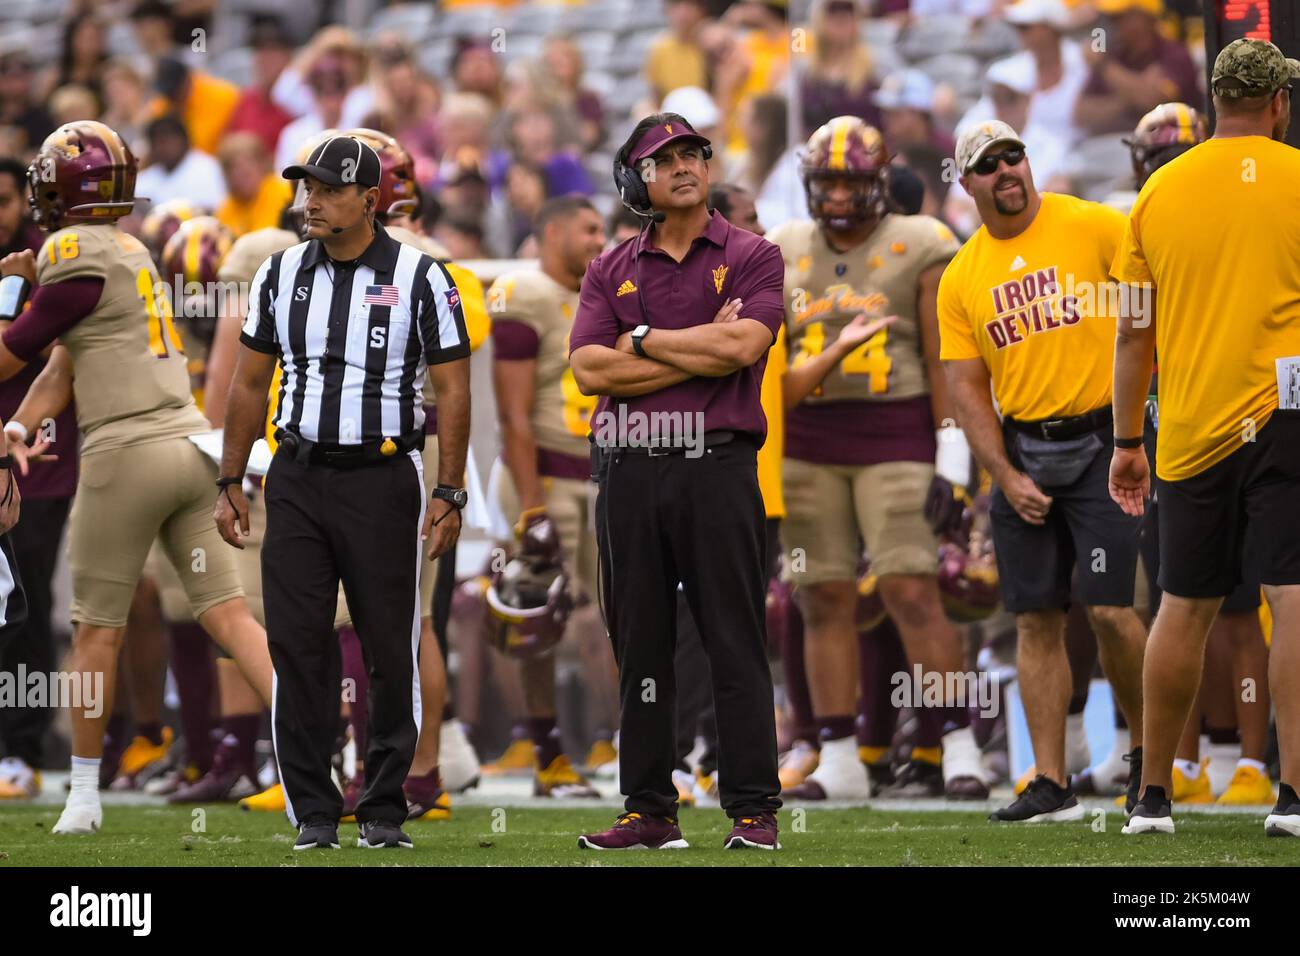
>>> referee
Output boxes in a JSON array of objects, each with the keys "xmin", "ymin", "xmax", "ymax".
[
  {"xmin": 215, "ymin": 136, "xmax": 472, "ymax": 850},
  {"xmin": 570, "ymin": 113, "xmax": 784, "ymax": 851}
]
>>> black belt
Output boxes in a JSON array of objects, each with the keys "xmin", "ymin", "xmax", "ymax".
[
  {"xmin": 1003, "ymin": 406, "xmax": 1112, "ymax": 442},
  {"xmin": 603, "ymin": 429, "xmax": 746, "ymax": 457},
  {"xmin": 275, "ymin": 428, "xmax": 425, "ymax": 469}
]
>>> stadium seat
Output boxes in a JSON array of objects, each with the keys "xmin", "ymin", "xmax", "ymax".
[
  {"xmin": 505, "ymin": 3, "xmax": 566, "ymax": 38},
  {"xmin": 369, "ymin": 2, "xmax": 436, "ymax": 40},
  {"xmin": 915, "ymin": 53, "xmax": 984, "ymax": 100},
  {"xmin": 210, "ymin": 46, "xmax": 255, "ymax": 87},
  {"xmin": 897, "ymin": 15, "xmax": 972, "ymax": 62},
  {"xmin": 962, "ymin": 16, "xmax": 1022, "ymax": 61},
  {"xmin": 1064, "ymin": 134, "xmax": 1133, "ymax": 202}
]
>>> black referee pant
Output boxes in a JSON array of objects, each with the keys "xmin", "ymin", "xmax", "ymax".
[
  {"xmin": 262, "ymin": 448, "xmax": 425, "ymax": 828},
  {"xmin": 595, "ymin": 436, "xmax": 781, "ymax": 819}
]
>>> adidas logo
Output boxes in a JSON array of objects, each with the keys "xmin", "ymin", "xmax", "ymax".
[
  {"xmin": 616, "ymin": 279, "xmax": 637, "ymax": 297},
  {"xmin": 1009, "ymin": 255, "xmax": 1026, "ymax": 271}
]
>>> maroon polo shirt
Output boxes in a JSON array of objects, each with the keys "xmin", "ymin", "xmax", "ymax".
[{"xmin": 568, "ymin": 211, "xmax": 784, "ymax": 445}]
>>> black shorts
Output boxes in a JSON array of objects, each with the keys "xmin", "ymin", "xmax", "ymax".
[
  {"xmin": 1155, "ymin": 409, "xmax": 1300, "ymax": 598},
  {"xmin": 991, "ymin": 425, "xmax": 1141, "ymax": 614}
]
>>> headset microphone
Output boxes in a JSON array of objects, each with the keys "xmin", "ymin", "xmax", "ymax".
[{"xmin": 651, "ymin": 211, "xmax": 666, "ymax": 222}]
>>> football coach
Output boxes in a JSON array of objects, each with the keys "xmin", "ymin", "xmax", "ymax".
[
  {"xmin": 214, "ymin": 136, "xmax": 471, "ymax": 850},
  {"xmin": 570, "ymin": 113, "xmax": 784, "ymax": 851}
]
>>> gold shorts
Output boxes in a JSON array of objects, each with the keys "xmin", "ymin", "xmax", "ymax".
[
  {"xmin": 494, "ymin": 460, "xmax": 599, "ymax": 603},
  {"xmin": 69, "ymin": 437, "xmax": 244, "ymax": 628},
  {"xmin": 781, "ymin": 458, "xmax": 937, "ymax": 585}
]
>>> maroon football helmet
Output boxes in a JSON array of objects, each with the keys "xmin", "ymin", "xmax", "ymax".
[
  {"xmin": 27, "ymin": 121, "xmax": 138, "ymax": 231},
  {"xmin": 937, "ymin": 537, "xmax": 1000, "ymax": 623},
  {"xmin": 800, "ymin": 115, "xmax": 890, "ymax": 231},
  {"xmin": 343, "ymin": 128, "xmax": 419, "ymax": 219},
  {"xmin": 160, "ymin": 216, "xmax": 234, "ymax": 286},
  {"xmin": 141, "ymin": 198, "xmax": 204, "ymax": 265},
  {"xmin": 1125, "ymin": 102, "xmax": 1207, "ymax": 188},
  {"xmin": 485, "ymin": 516, "xmax": 573, "ymax": 659}
]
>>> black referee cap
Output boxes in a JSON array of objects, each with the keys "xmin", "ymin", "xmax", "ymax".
[{"xmin": 283, "ymin": 135, "xmax": 382, "ymax": 188}]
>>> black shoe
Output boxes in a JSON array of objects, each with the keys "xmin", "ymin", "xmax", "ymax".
[
  {"xmin": 868, "ymin": 761, "xmax": 896, "ymax": 797},
  {"xmin": 989, "ymin": 774, "xmax": 1084, "ymax": 823},
  {"xmin": 294, "ymin": 820, "xmax": 340, "ymax": 850},
  {"xmin": 1265, "ymin": 783, "xmax": 1300, "ymax": 837},
  {"xmin": 1122, "ymin": 747, "xmax": 1143, "ymax": 813},
  {"xmin": 357, "ymin": 820, "xmax": 414, "ymax": 849},
  {"xmin": 880, "ymin": 760, "xmax": 942, "ymax": 798},
  {"xmin": 1121, "ymin": 785, "xmax": 1174, "ymax": 834}
]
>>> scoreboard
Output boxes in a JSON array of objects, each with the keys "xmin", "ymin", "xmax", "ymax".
[{"xmin": 1203, "ymin": 0, "xmax": 1300, "ymax": 146}]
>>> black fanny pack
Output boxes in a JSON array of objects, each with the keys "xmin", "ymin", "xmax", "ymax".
[{"xmin": 1003, "ymin": 408, "xmax": 1111, "ymax": 488}]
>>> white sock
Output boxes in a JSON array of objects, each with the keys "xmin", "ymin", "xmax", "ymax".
[
  {"xmin": 1173, "ymin": 758, "xmax": 1200, "ymax": 779},
  {"xmin": 69, "ymin": 756, "xmax": 101, "ymax": 796},
  {"xmin": 1237, "ymin": 758, "xmax": 1266, "ymax": 773},
  {"xmin": 819, "ymin": 735, "xmax": 857, "ymax": 764}
]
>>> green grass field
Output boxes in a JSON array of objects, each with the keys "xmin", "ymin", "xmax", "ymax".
[{"xmin": 0, "ymin": 804, "xmax": 1295, "ymax": 866}]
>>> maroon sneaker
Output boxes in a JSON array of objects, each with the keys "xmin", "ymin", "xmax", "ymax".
[
  {"xmin": 724, "ymin": 812, "xmax": 780, "ymax": 850},
  {"xmin": 167, "ymin": 744, "xmax": 257, "ymax": 804},
  {"xmin": 577, "ymin": 812, "xmax": 689, "ymax": 850}
]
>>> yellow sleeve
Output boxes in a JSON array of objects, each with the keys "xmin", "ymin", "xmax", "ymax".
[
  {"xmin": 1109, "ymin": 198, "xmax": 1153, "ymax": 286},
  {"xmin": 936, "ymin": 259, "xmax": 980, "ymax": 362},
  {"xmin": 445, "ymin": 262, "xmax": 490, "ymax": 353}
]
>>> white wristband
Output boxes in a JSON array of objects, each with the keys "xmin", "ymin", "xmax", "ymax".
[
  {"xmin": 4, "ymin": 421, "xmax": 28, "ymax": 445},
  {"xmin": 935, "ymin": 426, "xmax": 972, "ymax": 487}
]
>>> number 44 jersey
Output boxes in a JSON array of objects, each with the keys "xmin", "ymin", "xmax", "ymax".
[{"xmin": 36, "ymin": 223, "xmax": 209, "ymax": 455}]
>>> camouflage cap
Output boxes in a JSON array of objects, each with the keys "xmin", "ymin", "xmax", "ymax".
[
  {"xmin": 955, "ymin": 120, "xmax": 1026, "ymax": 174},
  {"xmin": 1211, "ymin": 38, "xmax": 1300, "ymax": 99}
]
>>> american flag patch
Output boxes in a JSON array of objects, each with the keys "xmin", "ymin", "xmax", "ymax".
[
  {"xmin": 444, "ymin": 287, "xmax": 461, "ymax": 310},
  {"xmin": 363, "ymin": 285, "xmax": 400, "ymax": 307}
]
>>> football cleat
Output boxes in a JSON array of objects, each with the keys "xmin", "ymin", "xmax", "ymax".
[
  {"xmin": 673, "ymin": 769, "xmax": 696, "ymax": 808},
  {"xmin": 880, "ymin": 759, "xmax": 944, "ymax": 798},
  {"xmin": 52, "ymin": 794, "xmax": 102, "ymax": 835},
  {"xmin": 783, "ymin": 741, "xmax": 871, "ymax": 801},
  {"xmin": 1217, "ymin": 765, "xmax": 1275, "ymax": 806},
  {"xmin": 0, "ymin": 757, "xmax": 40, "ymax": 799},
  {"xmin": 239, "ymin": 783, "xmax": 287, "ymax": 812},
  {"xmin": 167, "ymin": 766, "xmax": 257, "ymax": 804},
  {"xmin": 1122, "ymin": 786, "xmax": 1175, "ymax": 835},
  {"xmin": 142, "ymin": 762, "xmax": 201, "ymax": 797},
  {"xmin": 990, "ymin": 775, "xmax": 1084, "ymax": 823},
  {"xmin": 692, "ymin": 769, "xmax": 720, "ymax": 807},
  {"xmin": 483, "ymin": 738, "xmax": 537, "ymax": 775},
  {"xmin": 117, "ymin": 727, "xmax": 174, "ymax": 782},
  {"xmin": 404, "ymin": 770, "xmax": 451, "ymax": 821},
  {"xmin": 941, "ymin": 726, "xmax": 990, "ymax": 800},
  {"xmin": 577, "ymin": 812, "xmax": 688, "ymax": 850},
  {"xmin": 777, "ymin": 740, "xmax": 819, "ymax": 790},
  {"xmin": 534, "ymin": 755, "xmax": 601, "ymax": 798},
  {"xmin": 1172, "ymin": 758, "xmax": 1213, "ymax": 804},
  {"xmin": 438, "ymin": 719, "xmax": 481, "ymax": 792},
  {"xmin": 1265, "ymin": 784, "xmax": 1300, "ymax": 837},
  {"xmin": 1073, "ymin": 740, "xmax": 1131, "ymax": 796},
  {"xmin": 584, "ymin": 738, "xmax": 618, "ymax": 777},
  {"xmin": 724, "ymin": 812, "xmax": 780, "ymax": 850},
  {"xmin": 407, "ymin": 789, "xmax": 451, "ymax": 821}
]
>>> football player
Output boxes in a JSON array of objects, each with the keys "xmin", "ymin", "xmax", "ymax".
[
  {"xmin": 485, "ymin": 195, "xmax": 618, "ymax": 799},
  {"xmin": 0, "ymin": 121, "xmax": 274, "ymax": 835},
  {"xmin": 768, "ymin": 116, "xmax": 988, "ymax": 800}
]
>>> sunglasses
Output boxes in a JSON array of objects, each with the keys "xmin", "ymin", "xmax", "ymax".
[{"xmin": 970, "ymin": 146, "xmax": 1025, "ymax": 177}]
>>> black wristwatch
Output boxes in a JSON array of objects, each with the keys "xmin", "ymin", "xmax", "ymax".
[
  {"xmin": 215, "ymin": 476, "xmax": 244, "ymax": 488},
  {"xmin": 0, "ymin": 455, "xmax": 12, "ymax": 471},
  {"xmin": 432, "ymin": 485, "xmax": 468, "ymax": 509},
  {"xmin": 631, "ymin": 324, "xmax": 651, "ymax": 357},
  {"xmin": 1113, "ymin": 435, "xmax": 1144, "ymax": 449}
]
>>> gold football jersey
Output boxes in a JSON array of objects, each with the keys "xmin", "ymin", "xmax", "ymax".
[
  {"xmin": 767, "ymin": 214, "xmax": 959, "ymax": 403},
  {"xmin": 36, "ymin": 223, "xmax": 208, "ymax": 455},
  {"xmin": 487, "ymin": 269, "xmax": 593, "ymax": 460}
]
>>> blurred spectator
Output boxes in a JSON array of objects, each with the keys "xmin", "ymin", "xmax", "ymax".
[
  {"xmin": 0, "ymin": 157, "xmax": 42, "ymax": 256},
  {"xmin": 148, "ymin": 56, "xmax": 240, "ymax": 156},
  {"xmin": 956, "ymin": 0, "xmax": 1087, "ymax": 146},
  {"xmin": 100, "ymin": 59, "xmax": 151, "ymax": 155},
  {"xmin": 452, "ymin": 40, "xmax": 504, "ymax": 107},
  {"xmin": 432, "ymin": 93, "xmax": 495, "ymax": 190},
  {"xmin": 486, "ymin": 162, "xmax": 550, "ymax": 258},
  {"xmin": 708, "ymin": 182, "xmax": 764, "ymax": 233},
  {"xmin": 275, "ymin": 45, "xmax": 369, "ymax": 174},
  {"xmin": 895, "ymin": 142, "xmax": 951, "ymax": 220},
  {"xmin": 136, "ymin": 113, "xmax": 225, "ymax": 209},
  {"xmin": 438, "ymin": 148, "xmax": 491, "ymax": 223},
  {"xmin": 646, "ymin": 0, "xmax": 711, "ymax": 101},
  {"xmin": 607, "ymin": 204, "xmax": 644, "ymax": 246},
  {"xmin": 130, "ymin": 1, "xmax": 179, "ymax": 59},
  {"xmin": 224, "ymin": 15, "xmax": 296, "ymax": 155},
  {"xmin": 49, "ymin": 15, "xmax": 108, "ymax": 109},
  {"xmin": 0, "ymin": 47, "xmax": 55, "ymax": 158},
  {"xmin": 800, "ymin": 0, "xmax": 882, "ymax": 137},
  {"xmin": 735, "ymin": 93, "xmax": 807, "ymax": 231},
  {"xmin": 363, "ymin": 34, "xmax": 442, "ymax": 176},
  {"xmin": 433, "ymin": 213, "xmax": 487, "ymax": 260},
  {"xmin": 541, "ymin": 37, "xmax": 605, "ymax": 155},
  {"xmin": 662, "ymin": 85, "xmax": 724, "ymax": 178},
  {"xmin": 875, "ymin": 69, "xmax": 955, "ymax": 157},
  {"xmin": 492, "ymin": 111, "xmax": 593, "ymax": 199},
  {"xmin": 1074, "ymin": 0, "xmax": 1199, "ymax": 135},
  {"xmin": 49, "ymin": 84, "xmax": 100, "ymax": 126},
  {"xmin": 215, "ymin": 132, "xmax": 293, "ymax": 237},
  {"xmin": 713, "ymin": 0, "xmax": 792, "ymax": 155},
  {"xmin": 271, "ymin": 27, "xmax": 374, "ymax": 130}
]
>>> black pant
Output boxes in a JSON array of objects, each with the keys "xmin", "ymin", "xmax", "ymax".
[
  {"xmin": 262, "ymin": 450, "xmax": 424, "ymax": 828},
  {"xmin": 596, "ymin": 438, "xmax": 780, "ymax": 819},
  {"xmin": 0, "ymin": 496, "xmax": 69, "ymax": 768}
]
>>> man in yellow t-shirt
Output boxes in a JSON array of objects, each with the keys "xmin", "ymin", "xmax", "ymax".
[
  {"xmin": 938, "ymin": 121, "xmax": 1148, "ymax": 823},
  {"xmin": 1109, "ymin": 39, "xmax": 1300, "ymax": 837}
]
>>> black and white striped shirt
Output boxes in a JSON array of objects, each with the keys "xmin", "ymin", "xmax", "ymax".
[{"xmin": 240, "ymin": 224, "xmax": 469, "ymax": 444}]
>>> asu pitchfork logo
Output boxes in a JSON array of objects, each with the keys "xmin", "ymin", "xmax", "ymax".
[{"xmin": 712, "ymin": 264, "xmax": 728, "ymax": 294}]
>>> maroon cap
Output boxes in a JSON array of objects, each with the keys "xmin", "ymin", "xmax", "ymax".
[{"xmin": 630, "ymin": 120, "xmax": 711, "ymax": 164}]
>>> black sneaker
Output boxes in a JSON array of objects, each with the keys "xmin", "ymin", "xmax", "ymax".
[
  {"xmin": 1265, "ymin": 783, "xmax": 1300, "ymax": 837},
  {"xmin": 1122, "ymin": 747, "xmax": 1143, "ymax": 813},
  {"xmin": 989, "ymin": 774, "xmax": 1084, "ymax": 823},
  {"xmin": 1121, "ymin": 785, "xmax": 1174, "ymax": 834},
  {"xmin": 880, "ymin": 760, "xmax": 943, "ymax": 798},
  {"xmin": 294, "ymin": 820, "xmax": 340, "ymax": 850},
  {"xmin": 357, "ymin": 820, "xmax": 414, "ymax": 849}
]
